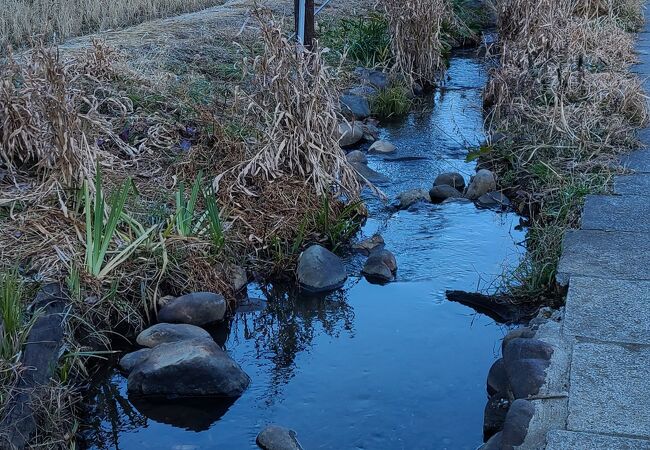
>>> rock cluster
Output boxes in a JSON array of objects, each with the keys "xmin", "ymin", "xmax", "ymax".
[
  {"xmin": 480, "ymin": 325, "xmax": 555, "ymax": 449},
  {"xmin": 120, "ymin": 291, "xmax": 250, "ymax": 400}
]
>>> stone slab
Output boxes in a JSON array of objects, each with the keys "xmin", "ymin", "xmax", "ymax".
[
  {"xmin": 567, "ymin": 342, "xmax": 650, "ymax": 438},
  {"xmin": 614, "ymin": 175, "xmax": 650, "ymax": 196},
  {"xmin": 621, "ymin": 149, "xmax": 650, "ymax": 173},
  {"xmin": 581, "ymin": 195, "xmax": 650, "ymax": 232},
  {"xmin": 564, "ymin": 277, "xmax": 650, "ymax": 344},
  {"xmin": 556, "ymin": 230, "xmax": 650, "ymax": 285},
  {"xmin": 546, "ymin": 430, "xmax": 650, "ymax": 450}
]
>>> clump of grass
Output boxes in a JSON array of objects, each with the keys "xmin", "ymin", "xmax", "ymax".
[
  {"xmin": 371, "ymin": 83, "xmax": 413, "ymax": 119},
  {"xmin": 320, "ymin": 13, "xmax": 391, "ymax": 67},
  {"xmin": 0, "ymin": 268, "xmax": 25, "ymax": 362}
]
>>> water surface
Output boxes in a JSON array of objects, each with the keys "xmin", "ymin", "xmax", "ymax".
[{"xmin": 81, "ymin": 50, "xmax": 526, "ymax": 450}]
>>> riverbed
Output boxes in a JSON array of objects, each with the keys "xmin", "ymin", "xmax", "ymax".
[{"xmin": 80, "ymin": 50, "xmax": 526, "ymax": 450}]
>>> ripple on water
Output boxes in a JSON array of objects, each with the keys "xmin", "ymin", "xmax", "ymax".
[{"xmin": 80, "ymin": 52, "xmax": 525, "ymax": 450}]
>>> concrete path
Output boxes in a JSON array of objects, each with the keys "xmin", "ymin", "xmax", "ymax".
[{"xmin": 538, "ymin": 14, "xmax": 650, "ymax": 449}]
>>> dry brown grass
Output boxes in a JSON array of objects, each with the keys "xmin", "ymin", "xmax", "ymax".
[
  {"xmin": 0, "ymin": 0, "xmax": 226, "ymax": 52},
  {"xmin": 215, "ymin": 9, "xmax": 360, "ymax": 200},
  {"xmin": 382, "ymin": 0, "xmax": 453, "ymax": 85},
  {"xmin": 484, "ymin": 0, "xmax": 648, "ymax": 299}
]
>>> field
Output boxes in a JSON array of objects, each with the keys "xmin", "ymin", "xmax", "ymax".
[{"xmin": 0, "ymin": 0, "xmax": 225, "ymax": 50}]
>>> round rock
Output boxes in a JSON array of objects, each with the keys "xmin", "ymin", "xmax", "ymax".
[
  {"xmin": 340, "ymin": 94, "xmax": 370, "ymax": 120},
  {"xmin": 256, "ymin": 425, "xmax": 303, "ymax": 450},
  {"xmin": 396, "ymin": 189, "xmax": 430, "ymax": 209},
  {"xmin": 501, "ymin": 399, "xmax": 535, "ymax": 447},
  {"xmin": 136, "ymin": 323, "xmax": 212, "ymax": 348},
  {"xmin": 368, "ymin": 248, "xmax": 397, "ymax": 273},
  {"xmin": 158, "ymin": 292, "xmax": 227, "ymax": 326},
  {"xmin": 430, "ymin": 184, "xmax": 463, "ymax": 203},
  {"xmin": 127, "ymin": 338, "xmax": 250, "ymax": 398},
  {"xmin": 369, "ymin": 140, "xmax": 397, "ymax": 154},
  {"xmin": 338, "ymin": 122, "xmax": 364, "ymax": 147},
  {"xmin": 346, "ymin": 150, "xmax": 368, "ymax": 164},
  {"xmin": 353, "ymin": 234, "xmax": 385, "ymax": 255},
  {"xmin": 119, "ymin": 348, "xmax": 152, "ymax": 374},
  {"xmin": 297, "ymin": 245, "xmax": 347, "ymax": 293},
  {"xmin": 487, "ymin": 358, "xmax": 509, "ymax": 396},
  {"xmin": 476, "ymin": 191, "xmax": 511, "ymax": 210},
  {"xmin": 434, "ymin": 172, "xmax": 466, "ymax": 192},
  {"xmin": 465, "ymin": 169, "xmax": 497, "ymax": 200}
]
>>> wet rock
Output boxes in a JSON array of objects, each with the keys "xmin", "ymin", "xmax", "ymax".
[
  {"xmin": 340, "ymin": 94, "xmax": 370, "ymax": 120},
  {"xmin": 361, "ymin": 123, "xmax": 380, "ymax": 142},
  {"xmin": 353, "ymin": 234, "xmax": 385, "ymax": 255},
  {"xmin": 355, "ymin": 68, "xmax": 390, "ymax": 90},
  {"xmin": 362, "ymin": 261, "xmax": 394, "ymax": 282},
  {"xmin": 505, "ymin": 357, "xmax": 551, "ymax": 399},
  {"xmin": 346, "ymin": 150, "xmax": 368, "ymax": 164},
  {"xmin": 230, "ymin": 265, "xmax": 248, "ymax": 292},
  {"xmin": 465, "ymin": 169, "xmax": 497, "ymax": 200},
  {"xmin": 484, "ymin": 391, "xmax": 510, "ymax": 441},
  {"xmin": 503, "ymin": 337, "xmax": 553, "ymax": 398},
  {"xmin": 338, "ymin": 122, "xmax": 364, "ymax": 147},
  {"xmin": 346, "ymin": 85, "xmax": 378, "ymax": 98},
  {"xmin": 369, "ymin": 140, "xmax": 396, "ymax": 154},
  {"xmin": 297, "ymin": 245, "xmax": 347, "ymax": 293},
  {"xmin": 481, "ymin": 431, "xmax": 502, "ymax": 450},
  {"xmin": 369, "ymin": 249, "xmax": 397, "ymax": 272},
  {"xmin": 350, "ymin": 161, "xmax": 390, "ymax": 185},
  {"xmin": 442, "ymin": 197, "xmax": 472, "ymax": 204},
  {"xmin": 119, "ymin": 348, "xmax": 152, "ymax": 374},
  {"xmin": 136, "ymin": 323, "xmax": 212, "ymax": 348},
  {"xmin": 396, "ymin": 189, "xmax": 430, "ymax": 209},
  {"xmin": 501, "ymin": 327, "xmax": 536, "ymax": 353},
  {"xmin": 501, "ymin": 399, "xmax": 535, "ymax": 448},
  {"xmin": 256, "ymin": 425, "xmax": 304, "ymax": 450},
  {"xmin": 429, "ymin": 184, "xmax": 463, "ymax": 203},
  {"xmin": 434, "ymin": 172, "xmax": 466, "ymax": 192},
  {"xmin": 503, "ymin": 337, "xmax": 554, "ymax": 362},
  {"xmin": 476, "ymin": 191, "xmax": 511, "ymax": 210},
  {"xmin": 158, "ymin": 292, "xmax": 227, "ymax": 326},
  {"xmin": 487, "ymin": 358, "xmax": 509, "ymax": 396},
  {"xmin": 127, "ymin": 338, "xmax": 250, "ymax": 398}
]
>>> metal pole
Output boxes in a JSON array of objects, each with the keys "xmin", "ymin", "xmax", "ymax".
[{"xmin": 295, "ymin": 0, "xmax": 315, "ymax": 49}]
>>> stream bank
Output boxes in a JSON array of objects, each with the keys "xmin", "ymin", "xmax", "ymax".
[{"xmin": 79, "ymin": 49, "xmax": 528, "ymax": 450}]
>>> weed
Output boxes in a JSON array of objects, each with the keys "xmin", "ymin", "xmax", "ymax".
[
  {"xmin": 371, "ymin": 83, "xmax": 413, "ymax": 119},
  {"xmin": 321, "ymin": 14, "xmax": 391, "ymax": 67},
  {"xmin": 0, "ymin": 268, "xmax": 24, "ymax": 361}
]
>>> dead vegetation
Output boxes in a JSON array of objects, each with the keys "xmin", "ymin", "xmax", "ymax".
[
  {"xmin": 483, "ymin": 0, "xmax": 647, "ymax": 300},
  {"xmin": 0, "ymin": 0, "xmax": 226, "ymax": 52},
  {"xmin": 1, "ymin": 4, "xmax": 370, "ymax": 445}
]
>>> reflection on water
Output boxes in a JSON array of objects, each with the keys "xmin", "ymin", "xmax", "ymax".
[{"xmin": 81, "ymin": 51, "xmax": 527, "ymax": 450}]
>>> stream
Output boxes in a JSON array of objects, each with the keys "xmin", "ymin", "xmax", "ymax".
[{"xmin": 80, "ymin": 50, "xmax": 527, "ymax": 450}]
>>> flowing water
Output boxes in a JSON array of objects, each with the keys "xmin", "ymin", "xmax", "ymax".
[{"xmin": 81, "ymin": 50, "xmax": 526, "ymax": 450}]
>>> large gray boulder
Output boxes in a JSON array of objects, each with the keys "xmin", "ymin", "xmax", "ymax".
[
  {"xmin": 338, "ymin": 122, "xmax": 364, "ymax": 147},
  {"xmin": 396, "ymin": 189, "xmax": 430, "ymax": 209},
  {"xmin": 297, "ymin": 245, "xmax": 347, "ymax": 293},
  {"xmin": 465, "ymin": 169, "xmax": 497, "ymax": 200},
  {"xmin": 355, "ymin": 68, "xmax": 390, "ymax": 90},
  {"xmin": 430, "ymin": 185, "xmax": 463, "ymax": 203},
  {"xmin": 127, "ymin": 339, "xmax": 250, "ymax": 398},
  {"xmin": 340, "ymin": 94, "xmax": 370, "ymax": 120},
  {"xmin": 136, "ymin": 323, "xmax": 212, "ymax": 348},
  {"xmin": 503, "ymin": 338, "xmax": 553, "ymax": 399},
  {"xmin": 158, "ymin": 292, "xmax": 227, "ymax": 326},
  {"xmin": 256, "ymin": 425, "xmax": 304, "ymax": 450},
  {"xmin": 501, "ymin": 399, "xmax": 535, "ymax": 448},
  {"xmin": 434, "ymin": 172, "xmax": 466, "ymax": 192}
]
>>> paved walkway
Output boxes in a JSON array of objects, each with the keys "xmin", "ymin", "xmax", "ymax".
[{"xmin": 540, "ymin": 14, "xmax": 650, "ymax": 449}]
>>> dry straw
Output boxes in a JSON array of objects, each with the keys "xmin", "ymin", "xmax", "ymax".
[
  {"xmin": 382, "ymin": 0, "xmax": 453, "ymax": 85},
  {"xmin": 214, "ymin": 9, "xmax": 360, "ymax": 200}
]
